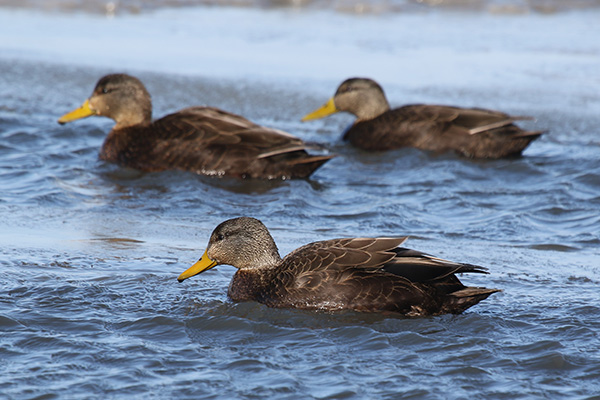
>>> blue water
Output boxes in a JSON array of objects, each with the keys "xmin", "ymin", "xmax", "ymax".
[{"xmin": 1, "ymin": 3, "xmax": 600, "ymax": 399}]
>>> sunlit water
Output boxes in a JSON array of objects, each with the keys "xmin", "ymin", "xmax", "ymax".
[{"xmin": 1, "ymin": 2, "xmax": 599, "ymax": 399}]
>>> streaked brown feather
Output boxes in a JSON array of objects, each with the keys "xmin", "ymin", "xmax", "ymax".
[
  {"xmin": 102, "ymin": 106, "xmax": 333, "ymax": 179},
  {"xmin": 346, "ymin": 104, "xmax": 543, "ymax": 158}
]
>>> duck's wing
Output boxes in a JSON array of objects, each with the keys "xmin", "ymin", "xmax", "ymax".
[
  {"xmin": 280, "ymin": 237, "xmax": 486, "ymax": 285},
  {"xmin": 273, "ymin": 237, "xmax": 496, "ymax": 313},
  {"xmin": 272, "ymin": 237, "xmax": 409, "ymax": 310},
  {"xmin": 276, "ymin": 237, "xmax": 401, "ymax": 287},
  {"xmin": 285, "ymin": 237, "xmax": 405, "ymax": 272},
  {"xmin": 154, "ymin": 106, "xmax": 303, "ymax": 148},
  {"xmin": 382, "ymin": 247, "xmax": 487, "ymax": 282},
  {"xmin": 402, "ymin": 104, "xmax": 537, "ymax": 136},
  {"xmin": 148, "ymin": 107, "xmax": 333, "ymax": 177}
]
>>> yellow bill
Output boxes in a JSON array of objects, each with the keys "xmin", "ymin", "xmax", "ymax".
[
  {"xmin": 58, "ymin": 99, "xmax": 96, "ymax": 125},
  {"xmin": 177, "ymin": 249, "xmax": 218, "ymax": 282},
  {"xmin": 301, "ymin": 97, "xmax": 338, "ymax": 121}
]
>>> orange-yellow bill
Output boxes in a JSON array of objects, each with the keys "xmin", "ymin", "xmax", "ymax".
[
  {"xmin": 177, "ymin": 249, "xmax": 218, "ymax": 282},
  {"xmin": 58, "ymin": 99, "xmax": 96, "ymax": 125},
  {"xmin": 301, "ymin": 97, "xmax": 339, "ymax": 122}
]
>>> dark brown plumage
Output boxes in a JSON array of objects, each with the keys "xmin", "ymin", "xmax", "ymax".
[
  {"xmin": 302, "ymin": 77, "xmax": 544, "ymax": 158},
  {"xmin": 58, "ymin": 74, "xmax": 333, "ymax": 179},
  {"xmin": 177, "ymin": 217, "xmax": 499, "ymax": 316}
]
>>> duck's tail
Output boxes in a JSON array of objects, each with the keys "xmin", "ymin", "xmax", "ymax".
[
  {"xmin": 512, "ymin": 129, "xmax": 546, "ymax": 139},
  {"xmin": 288, "ymin": 154, "xmax": 336, "ymax": 178},
  {"xmin": 443, "ymin": 287, "xmax": 501, "ymax": 314}
]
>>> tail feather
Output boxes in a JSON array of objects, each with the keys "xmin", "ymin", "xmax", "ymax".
[
  {"xmin": 287, "ymin": 154, "xmax": 336, "ymax": 166},
  {"xmin": 287, "ymin": 155, "xmax": 335, "ymax": 178},
  {"xmin": 512, "ymin": 130, "xmax": 546, "ymax": 139},
  {"xmin": 443, "ymin": 287, "xmax": 501, "ymax": 314}
]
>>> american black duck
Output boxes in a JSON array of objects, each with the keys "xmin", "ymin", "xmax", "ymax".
[
  {"xmin": 177, "ymin": 217, "xmax": 499, "ymax": 316},
  {"xmin": 302, "ymin": 77, "xmax": 543, "ymax": 158},
  {"xmin": 58, "ymin": 74, "xmax": 333, "ymax": 179}
]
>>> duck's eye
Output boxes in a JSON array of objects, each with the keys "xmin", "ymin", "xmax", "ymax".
[
  {"xmin": 101, "ymin": 87, "xmax": 112, "ymax": 94},
  {"xmin": 216, "ymin": 234, "xmax": 224, "ymax": 241}
]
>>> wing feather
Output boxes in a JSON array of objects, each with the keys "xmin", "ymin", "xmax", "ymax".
[{"xmin": 125, "ymin": 106, "xmax": 332, "ymax": 178}]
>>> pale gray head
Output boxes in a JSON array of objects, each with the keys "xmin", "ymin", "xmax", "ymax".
[
  {"xmin": 90, "ymin": 74, "xmax": 152, "ymax": 129},
  {"xmin": 58, "ymin": 73, "xmax": 152, "ymax": 129},
  {"xmin": 178, "ymin": 217, "xmax": 282, "ymax": 282},
  {"xmin": 206, "ymin": 217, "xmax": 282, "ymax": 270},
  {"xmin": 333, "ymin": 78, "xmax": 391, "ymax": 121}
]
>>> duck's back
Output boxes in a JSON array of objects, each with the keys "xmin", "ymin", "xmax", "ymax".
[
  {"xmin": 100, "ymin": 107, "xmax": 333, "ymax": 178},
  {"xmin": 344, "ymin": 104, "xmax": 542, "ymax": 158}
]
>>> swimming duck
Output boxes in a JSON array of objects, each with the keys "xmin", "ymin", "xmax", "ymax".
[
  {"xmin": 58, "ymin": 74, "xmax": 333, "ymax": 179},
  {"xmin": 178, "ymin": 217, "xmax": 499, "ymax": 316},
  {"xmin": 302, "ymin": 77, "xmax": 543, "ymax": 158}
]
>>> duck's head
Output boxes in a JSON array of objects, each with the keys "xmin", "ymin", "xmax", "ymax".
[
  {"xmin": 58, "ymin": 73, "xmax": 152, "ymax": 130},
  {"xmin": 302, "ymin": 77, "xmax": 390, "ymax": 123},
  {"xmin": 177, "ymin": 217, "xmax": 282, "ymax": 282}
]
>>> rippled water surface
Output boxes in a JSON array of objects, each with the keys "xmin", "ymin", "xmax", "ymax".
[{"xmin": 1, "ymin": 2, "xmax": 600, "ymax": 399}]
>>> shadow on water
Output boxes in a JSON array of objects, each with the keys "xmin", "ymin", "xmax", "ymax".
[{"xmin": 100, "ymin": 165, "xmax": 326, "ymax": 196}]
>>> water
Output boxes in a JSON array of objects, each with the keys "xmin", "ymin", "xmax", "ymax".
[{"xmin": 1, "ymin": 2, "xmax": 600, "ymax": 399}]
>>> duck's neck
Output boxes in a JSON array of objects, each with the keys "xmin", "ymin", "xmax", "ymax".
[
  {"xmin": 353, "ymin": 95, "xmax": 390, "ymax": 122},
  {"xmin": 112, "ymin": 109, "xmax": 152, "ymax": 130},
  {"xmin": 228, "ymin": 267, "xmax": 279, "ymax": 302},
  {"xmin": 337, "ymin": 90, "xmax": 390, "ymax": 122},
  {"xmin": 234, "ymin": 239, "xmax": 282, "ymax": 271},
  {"xmin": 99, "ymin": 125, "xmax": 149, "ymax": 163},
  {"xmin": 99, "ymin": 128, "xmax": 128, "ymax": 162}
]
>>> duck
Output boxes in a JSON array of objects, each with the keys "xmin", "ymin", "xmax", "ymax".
[
  {"xmin": 302, "ymin": 77, "xmax": 544, "ymax": 159},
  {"xmin": 177, "ymin": 217, "xmax": 499, "ymax": 316},
  {"xmin": 58, "ymin": 74, "xmax": 333, "ymax": 179}
]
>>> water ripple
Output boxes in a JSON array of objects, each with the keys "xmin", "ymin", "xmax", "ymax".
[{"xmin": 1, "ymin": 33, "xmax": 600, "ymax": 399}]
